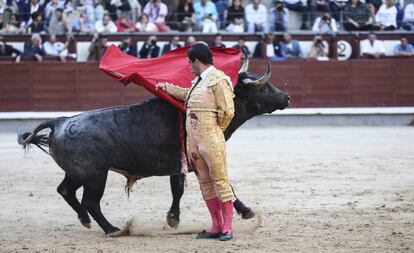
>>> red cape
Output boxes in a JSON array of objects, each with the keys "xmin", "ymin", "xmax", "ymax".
[{"xmin": 99, "ymin": 45, "xmax": 242, "ymax": 111}]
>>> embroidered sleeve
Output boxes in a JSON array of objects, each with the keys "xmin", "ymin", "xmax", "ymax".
[
  {"xmin": 212, "ymin": 80, "xmax": 235, "ymax": 131},
  {"xmin": 165, "ymin": 83, "xmax": 189, "ymax": 101}
]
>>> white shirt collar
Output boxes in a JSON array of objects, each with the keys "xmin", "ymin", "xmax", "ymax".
[{"xmin": 200, "ymin": 65, "xmax": 215, "ymax": 80}]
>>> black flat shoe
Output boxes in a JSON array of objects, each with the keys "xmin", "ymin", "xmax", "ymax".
[
  {"xmin": 219, "ymin": 231, "xmax": 233, "ymax": 241},
  {"xmin": 196, "ymin": 230, "xmax": 221, "ymax": 239}
]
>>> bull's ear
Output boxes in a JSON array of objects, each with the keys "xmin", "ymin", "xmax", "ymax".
[
  {"xmin": 238, "ymin": 55, "xmax": 249, "ymax": 73},
  {"xmin": 242, "ymin": 60, "xmax": 271, "ymax": 87}
]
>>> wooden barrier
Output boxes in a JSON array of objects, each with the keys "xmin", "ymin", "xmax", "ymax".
[{"xmin": 0, "ymin": 59, "xmax": 413, "ymax": 112}]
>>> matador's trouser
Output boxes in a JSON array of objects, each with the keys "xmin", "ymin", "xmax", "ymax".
[{"xmin": 186, "ymin": 110, "xmax": 235, "ymax": 202}]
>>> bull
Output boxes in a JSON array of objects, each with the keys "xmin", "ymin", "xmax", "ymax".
[{"xmin": 17, "ymin": 59, "xmax": 289, "ymax": 236}]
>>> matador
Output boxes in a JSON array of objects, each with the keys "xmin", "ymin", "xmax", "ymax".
[{"xmin": 157, "ymin": 43, "xmax": 235, "ymax": 241}]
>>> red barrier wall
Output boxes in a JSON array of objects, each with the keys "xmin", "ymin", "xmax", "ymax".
[{"xmin": 0, "ymin": 59, "xmax": 413, "ymax": 112}]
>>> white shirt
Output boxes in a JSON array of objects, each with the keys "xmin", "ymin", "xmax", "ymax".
[
  {"xmin": 404, "ymin": 3, "xmax": 414, "ymax": 22},
  {"xmin": 284, "ymin": 0, "xmax": 307, "ymax": 5},
  {"xmin": 94, "ymin": 20, "xmax": 118, "ymax": 33},
  {"xmin": 245, "ymin": 4, "xmax": 267, "ymax": 24},
  {"xmin": 266, "ymin": 43, "xmax": 275, "ymax": 57},
  {"xmin": 198, "ymin": 65, "xmax": 215, "ymax": 81},
  {"xmin": 360, "ymin": 39, "xmax": 386, "ymax": 55},
  {"xmin": 43, "ymin": 41, "xmax": 65, "ymax": 56},
  {"xmin": 375, "ymin": 4, "xmax": 397, "ymax": 27},
  {"xmin": 312, "ymin": 16, "xmax": 337, "ymax": 33},
  {"xmin": 135, "ymin": 22, "xmax": 158, "ymax": 32}
]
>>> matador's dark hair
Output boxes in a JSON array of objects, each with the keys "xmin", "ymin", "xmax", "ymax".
[{"xmin": 187, "ymin": 43, "xmax": 213, "ymax": 65}]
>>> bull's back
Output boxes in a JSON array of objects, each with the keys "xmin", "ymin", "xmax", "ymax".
[{"xmin": 49, "ymin": 98, "xmax": 182, "ymax": 177}]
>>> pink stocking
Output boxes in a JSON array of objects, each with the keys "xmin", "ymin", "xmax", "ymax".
[
  {"xmin": 221, "ymin": 201, "xmax": 234, "ymax": 233},
  {"xmin": 206, "ymin": 197, "xmax": 223, "ymax": 233}
]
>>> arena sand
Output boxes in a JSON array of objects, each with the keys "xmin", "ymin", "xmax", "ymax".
[{"xmin": 0, "ymin": 126, "xmax": 413, "ymax": 252}]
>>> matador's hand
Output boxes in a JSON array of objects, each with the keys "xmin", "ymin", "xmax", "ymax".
[
  {"xmin": 155, "ymin": 83, "xmax": 167, "ymax": 91},
  {"xmin": 156, "ymin": 82, "xmax": 175, "ymax": 91}
]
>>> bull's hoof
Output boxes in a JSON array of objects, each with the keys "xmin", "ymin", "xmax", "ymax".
[
  {"xmin": 78, "ymin": 215, "xmax": 91, "ymax": 229},
  {"xmin": 81, "ymin": 221, "xmax": 91, "ymax": 229},
  {"xmin": 241, "ymin": 209, "xmax": 255, "ymax": 219},
  {"xmin": 106, "ymin": 228, "xmax": 123, "ymax": 237},
  {"xmin": 166, "ymin": 211, "xmax": 180, "ymax": 228}
]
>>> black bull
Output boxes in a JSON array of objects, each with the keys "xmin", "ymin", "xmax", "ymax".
[{"xmin": 18, "ymin": 61, "xmax": 289, "ymax": 236}]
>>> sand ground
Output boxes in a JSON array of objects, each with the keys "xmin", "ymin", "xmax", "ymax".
[{"xmin": 0, "ymin": 126, "xmax": 413, "ymax": 253}]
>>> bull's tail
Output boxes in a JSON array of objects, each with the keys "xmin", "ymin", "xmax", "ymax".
[{"xmin": 17, "ymin": 119, "xmax": 58, "ymax": 155}]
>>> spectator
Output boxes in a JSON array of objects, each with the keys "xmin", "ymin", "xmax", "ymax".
[
  {"xmin": 213, "ymin": 0, "xmax": 228, "ymax": 28},
  {"xmin": 253, "ymin": 32, "xmax": 282, "ymax": 59},
  {"xmin": 402, "ymin": 2, "xmax": 414, "ymax": 31},
  {"xmin": 375, "ymin": 0, "xmax": 397, "ymax": 30},
  {"xmin": 106, "ymin": 0, "xmax": 131, "ymax": 21},
  {"xmin": 143, "ymin": 0, "xmax": 170, "ymax": 31},
  {"xmin": 87, "ymin": 33, "xmax": 108, "ymax": 61},
  {"xmin": 161, "ymin": 36, "xmax": 181, "ymax": 54},
  {"xmin": 233, "ymin": 37, "xmax": 251, "ymax": 57},
  {"xmin": 0, "ymin": 13, "xmax": 4, "ymax": 32},
  {"xmin": 5, "ymin": 13, "xmax": 25, "ymax": 34},
  {"xmin": 186, "ymin": 35, "xmax": 197, "ymax": 46},
  {"xmin": 210, "ymin": 34, "xmax": 225, "ymax": 47},
  {"xmin": 279, "ymin": 32, "xmax": 302, "ymax": 58},
  {"xmin": 360, "ymin": 32, "xmax": 385, "ymax": 58},
  {"xmin": 115, "ymin": 11, "xmax": 135, "ymax": 31},
  {"xmin": 44, "ymin": 0, "xmax": 63, "ymax": 23},
  {"xmin": 193, "ymin": 0, "xmax": 218, "ymax": 33},
  {"xmin": 77, "ymin": 0, "xmax": 105, "ymax": 23},
  {"xmin": 119, "ymin": 36, "xmax": 137, "ymax": 56},
  {"xmin": 23, "ymin": 33, "xmax": 46, "ymax": 61},
  {"xmin": 343, "ymin": 0, "xmax": 378, "ymax": 31},
  {"xmin": 176, "ymin": 0, "xmax": 196, "ymax": 32},
  {"xmin": 48, "ymin": 8, "xmax": 70, "ymax": 35},
  {"xmin": 226, "ymin": 0, "xmax": 244, "ymax": 25},
  {"xmin": 312, "ymin": 12, "xmax": 337, "ymax": 34},
  {"xmin": 129, "ymin": 0, "xmax": 142, "ymax": 23},
  {"xmin": 135, "ymin": 13, "xmax": 158, "ymax": 31},
  {"xmin": 20, "ymin": 0, "xmax": 44, "ymax": 24},
  {"xmin": 283, "ymin": 0, "xmax": 309, "ymax": 30},
  {"xmin": 72, "ymin": 12, "xmax": 94, "ymax": 33},
  {"xmin": 245, "ymin": 0, "xmax": 267, "ymax": 32},
  {"xmin": 308, "ymin": 0, "xmax": 331, "ymax": 23},
  {"xmin": 139, "ymin": 35, "xmax": 160, "ymax": 58},
  {"xmin": 26, "ymin": 12, "xmax": 46, "ymax": 34},
  {"xmin": 94, "ymin": 13, "xmax": 118, "ymax": 33},
  {"xmin": 0, "ymin": 36, "xmax": 22, "ymax": 62},
  {"xmin": 43, "ymin": 33, "xmax": 70, "ymax": 61},
  {"xmin": 0, "ymin": 1, "xmax": 5, "ymax": 15},
  {"xmin": 225, "ymin": 0, "xmax": 244, "ymax": 32},
  {"xmin": 270, "ymin": 0, "xmax": 289, "ymax": 32},
  {"xmin": 329, "ymin": 0, "xmax": 348, "ymax": 21},
  {"xmin": 308, "ymin": 35, "xmax": 329, "ymax": 60},
  {"xmin": 393, "ymin": 36, "xmax": 414, "ymax": 56}
]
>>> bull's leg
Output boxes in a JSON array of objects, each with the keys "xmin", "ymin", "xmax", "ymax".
[
  {"xmin": 57, "ymin": 174, "xmax": 91, "ymax": 228},
  {"xmin": 167, "ymin": 174, "xmax": 184, "ymax": 228},
  {"xmin": 81, "ymin": 171, "xmax": 121, "ymax": 236}
]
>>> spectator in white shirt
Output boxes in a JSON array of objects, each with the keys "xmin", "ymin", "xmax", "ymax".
[
  {"xmin": 135, "ymin": 13, "xmax": 158, "ymax": 32},
  {"xmin": 312, "ymin": 12, "xmax": 337, "ymax": 34},
  {"xmin": 245, "ymin": 0, "xmax": 268, "ymax": 32},
  {"xmin": 94, "ymin": 13, "xmax": 118, "ymax": 33},
  {"xmin": 402, "ymin": 2, "xmax": 414, "ymax": 31},
  {"xmin": 375, "ymin": 0, "xmax": 397, "ymax": 30},
  {"xmin": 43, "ymin": 33, "xmax": 69, "ymax": 61},
  {"xmin": 360, "ymin": 33, "xmax": 385, "ymax": 59}
]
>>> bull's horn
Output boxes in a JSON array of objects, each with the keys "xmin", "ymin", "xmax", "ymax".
[
  {"xmin": 242, "ymin": 60, "xmax": 271, "ymax": 86},
  {"xmin": 238, "ymin": 56, "xmax": 249, "ymax": 73}
]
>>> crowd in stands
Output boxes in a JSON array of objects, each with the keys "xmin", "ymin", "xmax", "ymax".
[
  {"xmin": 0, "ymin": 0, "xmax": 413, "ymax": 62},
  {"xmin": 0, "ymin": 0, "xmax": 413, "ymax": 35}
]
